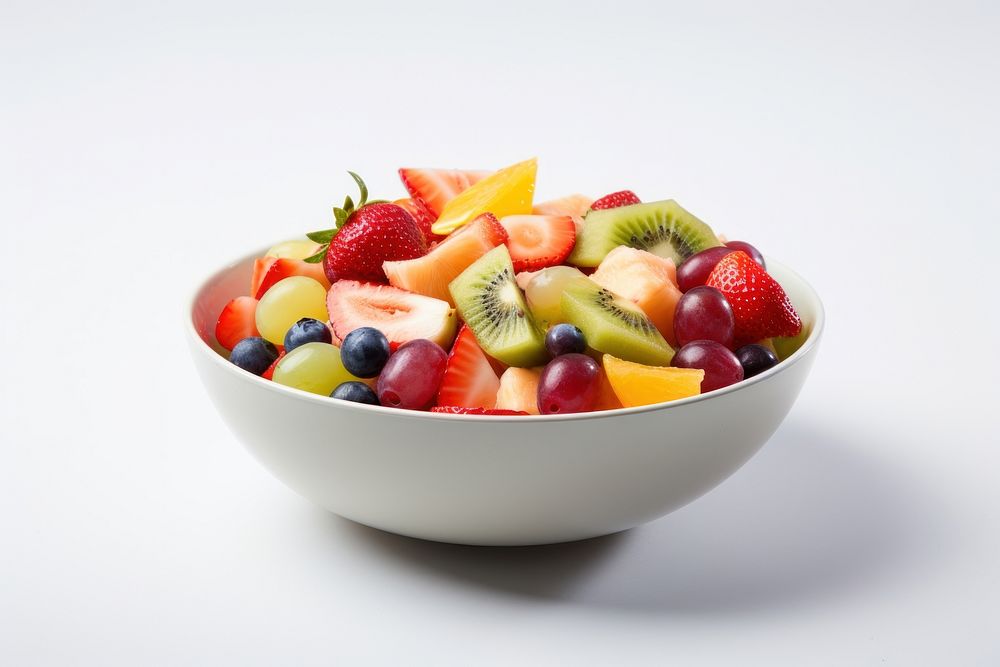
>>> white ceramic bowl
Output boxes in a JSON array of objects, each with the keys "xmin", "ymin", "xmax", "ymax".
[{"xmin": 188, "ymin": 249, "xmax": 824, "ymax": 546}]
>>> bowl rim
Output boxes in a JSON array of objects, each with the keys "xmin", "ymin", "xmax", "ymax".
[{"xmin": 186, "ymin": 245, "xmax": 824, "ymax": 422}]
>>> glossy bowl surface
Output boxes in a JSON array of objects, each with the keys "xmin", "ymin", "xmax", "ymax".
[{"xmin": 188, "ymin": 249, "xmax": 823, "ymax": 545}]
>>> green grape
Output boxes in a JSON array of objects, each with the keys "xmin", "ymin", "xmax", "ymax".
[
  {"xmin": 265, "ymin": 239, "xmax": 321, "ymax": 259},
  {"xmin": 255, "ymin": 276, "xmax": 328, "ymax": 344},
  {"xmin": 272, "ymin": 342, "xmax": 368, "ymax": 395},
  {"xmin": 524, "ymin": 266, "xmax": 591, "ymax": 327}
]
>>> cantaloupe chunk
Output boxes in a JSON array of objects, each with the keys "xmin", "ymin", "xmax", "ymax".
[
  {"xmin": 495, "ymin": 367, "xmax": 543, "ymax": 415},
  {"xmin": 591, "ymin": 246, "xmax": 683, "ymax": 346}
]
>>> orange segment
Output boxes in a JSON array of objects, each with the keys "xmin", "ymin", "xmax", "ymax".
[
  {"xmin": 431, "ymin": 158, "xmax": 537, "ymax": 235},
  {"xmin": 602, "ymin": 354, "xmax": 703, "ymax": 408}
]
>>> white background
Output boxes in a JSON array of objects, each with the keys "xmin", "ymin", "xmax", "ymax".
[{"xmin": 2, "ymin": 1, "xmax": 999, "ymax": 664}]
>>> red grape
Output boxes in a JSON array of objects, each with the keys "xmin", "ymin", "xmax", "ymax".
[
  {"xmin": 724, "ymin": 240, "xmax": 766, "ymax": 269},
  {"xmin": 376, "ymin": 339, "xmax": 447, "ymax": 410},
  {"xmin": 673, "ymin": 286, "xmax": 735, "ymax": 348},
  {"xmin": 537, "ymin": 353, "xmax": 601, "ymax": 414},
  {"xmin": 671, "ymin": 340, "xmax": 744, "ymax": 392},
  {"xmin": 676, "ymin": 246, "xmax": 735, "ymax": 292}
]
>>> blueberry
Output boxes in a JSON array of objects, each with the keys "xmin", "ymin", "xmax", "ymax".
[
  {"xmin": 284, "ymin": 318, "xmax": 332, "ymax": 353},
  {"xmin": 229, "ymin": 337, "xmax": 279, "ymax": 375},
  {"xmin": 331, "ymin": 381, "xmax": 380, "ymax": 405},
  {"xmin": 735, "ymin": 344, "xmax": 779, "ymax": 379},
  {"xmin": 545, "ymin": 323, "xmax": 587, "ymax": 357},
  {"xmin": 340, "ymin": 327, "xmax": 391, "ymax": 378}
]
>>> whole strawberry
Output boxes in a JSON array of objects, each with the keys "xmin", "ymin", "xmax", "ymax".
[
  {"xmin": 706, "ymin": 251, "xmax": 802, "ymax": 345},
  {"xmin": 305, "ymin": 172, "xmax": 427, "ymax": 283}
]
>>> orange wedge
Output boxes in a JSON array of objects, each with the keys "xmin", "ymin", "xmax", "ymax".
[
  {"xmin": 431, "ymin": 158, "xmax": 537, "ymax": 235},
  {"xmin": 602, "ymin": 354, "xmax": 703, "ymax": 408}
]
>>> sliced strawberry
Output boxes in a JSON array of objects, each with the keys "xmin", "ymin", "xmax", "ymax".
[
  {"xmin": 251, "ymin": 257, "xmax": 278, "ymax": 297},
  {"xmin": 255, "ymin": 258, "xmax": 331, "ymax": 299},
  {"xmin": 393, "ymin": 197, "xmax": 442, "ymax": 244},
  {"xmin": 261, "ymin": 350, "xmax": 286, "ymax": 380},
  {"xmin": 430, "ymin": 406, "xmax": 529, "ymax": 415},
  {"xmin": 500, "ymin": 214, "xmax": 576, "ymax": 272},
  {"xmin": 326, "ymin": 280, "xmax": 458, "ymax": 350},
  {"xmin": 706, "ymin": 251, "xmax": 802, "ymax": 345},
  {"xmin": 215, "ymin": 296, "xmax": 260, "ymax": 351},
  {"xmin": 398, "ymin": 168, "xmax": 492, "ymax": 218},
  {"xmin": 436, "ymin": 325, "xmax": 501, "ymax": 409},
  {"xmin": 591, "ymin": 190, "xmax": 641, "ymax": 210}
]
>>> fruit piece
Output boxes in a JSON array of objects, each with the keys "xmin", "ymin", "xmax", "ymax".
[
  {"xmin": 590, "ymin": 190, "xmax": 640, "ymax": 210},
  {"xmin": 322, "ymin": 202, "xmax": 427, "ymax": 283},
  {"xmin": 255, "ymin": 258, "xmax": 331, "ymax": 299},
  {"xmin": 671, "ymin": 341, "xmax": 744, "ymax": 392},
  {"xmin": 383, "ymin": 213, "xmax": 507, "ymax": 304},
  {"xmin": 229, "ymin": 337, "xmax": 279, "ymax": 376},
  {"xmin": 544, "ymin": 323, "xmax": 586, "ymax": 357},
  {"xmin": 398, "ymin": 168, "xmax": 492, "ymax": 217},
  {"xmin": 251, "ymin": 257, "xmax": 277, "ymax": 296},
  {"xmin": 376, "ymin": 339, "xmax": 448, "ymax": 410},
  {"xmin": 331, "ymin": 381, "xmax": 380, "ymax": 405},
  {"xmin": 255, "ymin": 276, "xmax": 329, "ymax": 345},
  {"xmin": 560, "ymin": 280, "xmax": 674, "ymax": 366},
  {"xmin": 593, "ymin": 367, "xmax": 623, "ymax": 411},
  {"xmin": 430, "ymin": 406, "xmax": 529, "ymax": 415},
  {"xmin": 432, "ymin": 158, "xmax": 537, "ymax": 235},
  {"xmin": 735, "ymin": 344, "xmax": 780, "ymax": 378},
  {"xmin": 448, "ymin": 245, "xmax": 547, "ymax": 367},
  {"xmin": 590, "ymin": 246, "xmax": 682, "ymax": 346},
  {"xmin": 326, "ymin": 280, "xmax": 458, "ymax": 350},
  {"xmin": 706, "ymin": 251, "xmax": 802, "ymax": 345},
  {"xmin": 436, "ymin": 325, "xmax": 501, "ymax": 410},
  {"xmin": 261, "ymin": 351, "xmax": 285, "ymax": 380},
  {"xmin": 215, "ymin": 296, "xmax": 260, "ymax": 351},
  {"xmin": 724, "ymin": 240, "xmax": 766, "ymax": 269},
  {"xmin": 673, "ymin": 286, "xmax": 736, "ymax": 349},
  {"xmin": 265, "ymin": 239, "xmax": 322, "ymax": 259},
  {"xmin": 676, "ymin": 246, "xmax": 737, "ymax": 292},
  {"xmin": 283, "ymin": 317, "xmax": 333, "ymax": 353},
  {"xmin": 537, "ymin": 353, "xmax": 601, "ymax": 414},
  {"xmin": 339, "ymin": 327, "xmax": 391, "ymax": 379},
  {"xmin": 495, "ymin": 367, "xmax": 543, "ymax": 415},
  {"xmin": 533, "ymin": 194, "xmax": 593, "ymax": 218},
  {"xmin": 568, "ymin": 199, "xmax": 721, "ymax": 267},
  {"xmin": 393, "ymin": 197, "xmax": 441, "ymax": 244},
  {"xmin": 500, "ymin": 214, "xmax": 576, "ymax": 272},
  {"xmin": 772, "ymin": 324, "xmax": 811, "ymax": 361},
  {"xmin": 602, "ymin": 354, "xmax": 704, "ymax": 407},
  {"xmin": 522, "ymin": 265, "xmax": 591, "ymax": 327},
  {"xmin": 272, "ymin": 342, "xmax": 366, "ymax": 395}
]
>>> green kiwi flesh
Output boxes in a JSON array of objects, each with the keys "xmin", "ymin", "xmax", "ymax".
[
  {"xmin": 567, "ymin": 199, "xmax": 722, "ymax": 267},
  {"xmin": 449, "ymin": 245, "xmax": 548, "ymax": 367},
  {"xmin": 560, "ymin": 280, "xmax": 674, "ymax": 366}
]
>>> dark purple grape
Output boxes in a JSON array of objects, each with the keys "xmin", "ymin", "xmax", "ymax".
[
  {"xmin": 537, "ymin": 353, "xmax": 600, "ymax": 414},
  {"xmin": 735, "ymin": 344, "xmax": 779, "ymax": 378},
  {"xmin": 676, "ymin": 246, "xmax": 736, "ymax": 292},
  {"xmin": 673, "ymin": 286, "xmax": 735, "ymax": 348},
  {"xmin": 671, "ymin": 340, "xmax": 744, "ymax": 392},
  {"xmin": 545, "ymin": 323, "xmax": 587, "ymax": 357},
  {"xmin": 724, "ymin": 240, "xmax": 766, "ymax": 269},
  {"xmin": 376, "ymin": 339, "xmax": 447, "ymax": 410}
]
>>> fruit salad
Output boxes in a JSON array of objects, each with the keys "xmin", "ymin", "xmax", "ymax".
[{"xmin": 215, "ymin": 159, "xmax": 808, "ymax": 415}]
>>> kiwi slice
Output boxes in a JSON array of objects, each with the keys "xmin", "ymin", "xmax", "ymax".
[
  {"xmin": 449, "ymin": 245, "xmax": 548, "ymax": 367},
  {"xmin": 561, "ymin": 280, "xmax": 674, "ymax": 366},
  {"xmin": 567, "ymin": 199, "xmax": 722, "ymax": 267}
]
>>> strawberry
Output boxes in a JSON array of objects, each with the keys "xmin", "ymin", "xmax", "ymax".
[
  {"xmin": 250, "ymin": 257, "xmax": 277, "ymax": 297},
  {"xmin": 393, "ymin": 197, "xmax": 442, "ymax": 244},
  {"xmin": 398, "ymin": 167, "xmax": 492, "ymax": 218},
  {"xmin": 303, "ymin": 172, "xmax": 427, "ymax": 284},
  {"xmin": 706, "ymin": 251, "xmax": 802, "ymax": 345},
  {"xmin": 500, "ymin": 214, "xmax": 576, "ymax": 272},
  {"xmin": 261, "ymin": 350, "xmax": 285, "ymax": 380},
  {"xmin": 436, "ymin": 325, "xmax": 502, "ymax": 409},
  {"xmin": 326, "ymin": 280, "xmax": 458, "ymax": 350},
  {"xmin": 215, "ymin": 296, "xmax": 260, "ymax": 351},
  {"xmin": 591, "ymin": 190, "xmax": 641, "ymax": 210},
  {"xmin": 429, "ymin": 406, "xmax": 529, "ymax": 415},
  {"xmin": 254, "ymin": 258, "xmax": 331, "ymax": 299}
]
